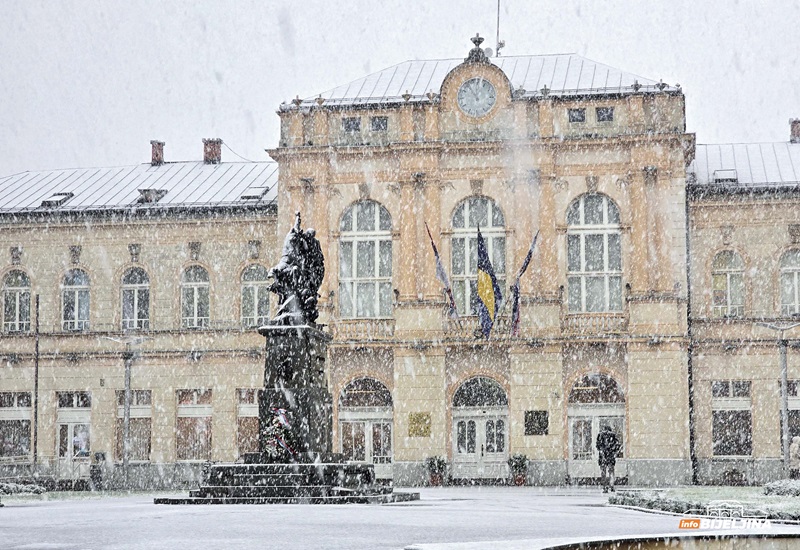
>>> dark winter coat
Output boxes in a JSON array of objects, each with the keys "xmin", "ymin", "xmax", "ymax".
[{"xmin": 596, "ymin": 430, "xmax": 621, "ymax": 466}]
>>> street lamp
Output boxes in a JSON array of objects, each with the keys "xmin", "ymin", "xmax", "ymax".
[
  {"xmin": 755, "ymin": 321, "xmax": 800, "ymax": 474},
  {"xmin": 100, "ymin": 336, "xmax": 148, "ymax": 488}
]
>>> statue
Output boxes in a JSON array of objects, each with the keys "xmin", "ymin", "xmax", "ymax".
[{"xmin": 267, "ymin": 211, "xmax": 325, "ymax": 326}]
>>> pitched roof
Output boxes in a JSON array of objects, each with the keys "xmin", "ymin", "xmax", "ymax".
[
  {"xmin": 0, "ymin": 161, "xmax": 279, "ymax": 215},
  {"xmin": 689, "ymin": 143, "xmax": 800, "ymax": 190},
  {"xmin": 290, "ymin": 54, "xmax": 676, "ymax": 109}
]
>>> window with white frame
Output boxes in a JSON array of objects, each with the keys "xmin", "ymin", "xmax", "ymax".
[
  {"xmin": 121, "ymin": 267, "xmax": 150, "ymax": 330},
  {"xmin": 181, "ymin": 266, "xmax": 210, "ymax": 328},
  {"xmin": 241, "ymin": 265, "xmax": 270, "ymax": 328},
  {"xmin": 236, "ymin": 389, "xmax": 259, "ymax": 458},
  {"xmin": 0, "ymin": 392, "xmax": 31, "ymax": 458},
  {"xmin": 62, "ymin": 269, "xmax": 90, "ymax": 331},
  {"xmin": 711, "ymin": 380, "xmax": 752, "ymax": 456},
  {"xmin": 451, "ymin": 197, "xmax": 506, "ymax": 315},
  {"xmin": 711, "ymin": 250, "xmax": 744, "ymax": 318},
  {"xmin": 566, "ymin": 194, "xmax": 622, "ymax": 312},
  {"xmin": 3, "ymin": 270, "xmax": 30, "ymax": 333},
  {"xmin": 339, "ymin": 200, "xmax": 393, "ymax": 318},
  {"xmin": 176, "ymin": 389, "xmax": 212, "ymax": 461},
  {"xmin": 780, "ymin": 250, "xmax": 800, "ymax": 316},
  {"xmin": 115, "ymin": 389, "xmax": 151, "ymax": 462}
]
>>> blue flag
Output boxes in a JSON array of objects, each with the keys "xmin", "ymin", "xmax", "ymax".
[{"xmin": 476, "ymin": 226, "xmax": 502, "ymax": 338}]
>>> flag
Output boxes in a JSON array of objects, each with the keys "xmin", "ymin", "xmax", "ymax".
[
  {"xmin": 510, "ymin": 230, "xmax": 539, "ymax": 336},
  {"xmin": 425, "ymin": 222, "xmax": 459, "ymax": 318},
  {"xmin": 476, "ymin": 226, "xmax": 502, "ymax": 338}
]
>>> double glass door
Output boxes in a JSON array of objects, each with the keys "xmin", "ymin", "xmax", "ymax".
[
  {"xmin": 57, "ymin": 423, "xmax": 91, "ymax": 479},
  {"xmin": 452, "ymin": 408, "xmax": 508, "ymax": 479},
  {"xmin": 568, "ymin": 406, "xmax": 625, "ymax": 478},
  {"xmin": 340, "ymin": 418, "xmax": 392, "ymax": 479}
]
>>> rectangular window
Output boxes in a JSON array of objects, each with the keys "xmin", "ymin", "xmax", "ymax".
[
  {"xmin": 237, "ymin": 389, "xmax": 259, "ymax": 457},
  {"xmin": 596, "ymin": 107, "xmax": 614, "ymax": 122},
  {"xmin": 568, "ymin": 108, "xmax": 586, "ymax": 123},
  {"xmin": 342, "ymin": 117, "xmax": 361, "ymax": 133},
  {"xmin": 0, "ymin": 392, "xmax": 32, "ymax": 458},
  {"xmin": 176, "ymin": 389, "xmax": 212, "ymax": 461},
  {"xmin": 57, "ymin": 391, "xmax": 91, "ymax": 408},
  {"xmin": 0, "ymin": 420, "xmax": 30, "ymax": 458},
  {"xmin": 370, "ymin": 116, "xmax": 388, "ymax": 132},
  {"xmin": 115, "ymin": 389, "xmax": 152, "ymax": 462},
  {"xmin": 525, "ymin": 410, "xmax": 549, "ymax": 435},
  {"xmin": 711, "ymin": 379, "xmax": 752, "ymax": 456},
  {"xmin": 712, "ymin": 410, "xmax": 752, "ymax": 456}
]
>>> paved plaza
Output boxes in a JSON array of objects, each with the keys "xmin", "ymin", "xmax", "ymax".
[{"xmin": 3, "ymin": 487, "xmax": 800, "ymax": 549}]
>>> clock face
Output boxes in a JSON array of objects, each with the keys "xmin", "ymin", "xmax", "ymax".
[{"xmin": 457, "ymin": 77, "xmax": 497, "ymax": 117}]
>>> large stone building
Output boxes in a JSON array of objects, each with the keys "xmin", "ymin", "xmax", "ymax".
[{"xmin": 0, "ymin": 37, "xmax": 798, "ymax": 487}]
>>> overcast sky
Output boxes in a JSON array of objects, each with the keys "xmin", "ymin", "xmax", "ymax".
[{"xmin": 1, "ymin": 0, "xmax": 798, "ymax": 176}]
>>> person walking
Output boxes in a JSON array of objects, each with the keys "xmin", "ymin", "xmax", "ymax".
[{"xmin": 596, "ymin": 425, "xmax": 621, "ymax": 493}]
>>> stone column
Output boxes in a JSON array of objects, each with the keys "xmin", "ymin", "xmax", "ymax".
[
  {"xmin": 399, "ymin": 104, "xmax": 414, "ymax": 142},
  {"xmin": 538, "ymin": 163, "xmax": 558, "ymax": 295},
  {"xmin": 627, "ymin": 168, "xmax": 648, "ymax": 293},
  {"xmin": 397, "ymin": 180, "xmax": 417, "ymax": 301}
]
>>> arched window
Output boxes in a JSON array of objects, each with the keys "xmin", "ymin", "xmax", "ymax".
[
  {"xmin": 241, "ymin": 264, "xmax": 270, "ymax": 328},
  {"xmin": 339, "ymin": 378, "xmax": 393, "ymax": 408},
  {"xmin": 338, "ymin": 378, "xmax": 393, "ymax": 469},
  {"xmin": 712, "ymin": 250, "xmax": 744, "ymax": 318},
  {"xmin": 3, "ymin": 270, "xmax": 30, "ymax": 332},
  {"xmin": 181, "ymin": 266, "xmax": 209, "ymax": 328},
  {"xmin": 62, "ymin": 269, "xmax": 90, "ymax": 331},
  {"xmin": 451, "ymin": 197, "xmax": 506, "ymax": 315},
  {"xmin": 453, "ymin": 377, "xmax": 508, "ymax": 408},
  {"xmin": 338, "ymin": 200, "xmax": 393, "ymax": 318},
  {"xmin": 568, "ymin": 374, "xmax": 625, "ymax": 404},
  {"xmin": 780, "ymin": 250, "xmax": 800, "ymax": 316},
  {"xmin": 566, "ymin": 194, "xmax": 622, "ymax": 312},
  {"xmin": 121, "ymin": 267, "xmax": 150, "ymax": 330}
]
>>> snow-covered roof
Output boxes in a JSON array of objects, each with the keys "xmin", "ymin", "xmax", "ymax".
[
  {"xmin": 0, "ymin": 161, "xmax": 279, "ymax": 215},
  {"xmin": 690, "ymin": 143, "xmax": 800, "ymax": 190},
  {"xmin": 291, "ymin": 54, "xmax": 676, "ymax": 109}
]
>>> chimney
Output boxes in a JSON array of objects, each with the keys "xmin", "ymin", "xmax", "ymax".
[
  {"xmin": 791, "ymin": 119, "xmax": 800, "ymax": 144},
  {"xmin": 203, "ymin": 138, "xmax": 223, "ymax": 164},
  {"xmin": 150, "ymin": 140, "xmax": 165, "ymax": 166}
]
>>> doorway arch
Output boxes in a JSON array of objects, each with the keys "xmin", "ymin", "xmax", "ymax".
[{"xmin": 451, "ymin": 376, "xmax": 509, "ymax": 480}]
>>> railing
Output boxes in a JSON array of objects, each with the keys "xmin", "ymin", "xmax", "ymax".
[
  {"xmin": 329, "ymin": 318, "xmax": 395, "ymax": 341},
  {"xmin": 442, "ymin": 314, "xmax": 513, "ymax": 340},
  {"xmin": 561, "ymin": 313, "xmax": 628, "ymax": 335},
  {"xmin": 2, "ymin": 320, "xmax": 268, "ymax": 337},
  {"xmin": 441, "ymin": 129, "xmax": 504, "ymax": 142}
]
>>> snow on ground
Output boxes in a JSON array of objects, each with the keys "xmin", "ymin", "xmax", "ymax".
[{"xmin": 1, "ymin": 487, "xmax": 800, "ymax": 550}]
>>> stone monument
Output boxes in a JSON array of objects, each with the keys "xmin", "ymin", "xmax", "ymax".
[{"xmin": 156, "ymin": 213, "xmax": 417, "ymax": 504}]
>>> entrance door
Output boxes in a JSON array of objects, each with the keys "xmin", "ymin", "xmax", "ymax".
[
  {"xmin": 57, "ymin": 423, "xmax": 91, "ymax": 479},
  {"xmin": 452, "ymin": 410, "xmax": 508, "ymax": 479},
  {"xmin": 338, "ymin": 378, "xmax": 394, "ymax": 479},
  {"xmin": 567, "ymin": 410, "xmax": 626, "ymax": 478},
  {"xmin": 451, "ymin": 377, "xmax": 509, "ymax": 480}
]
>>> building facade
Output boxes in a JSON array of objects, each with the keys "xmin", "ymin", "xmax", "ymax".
[{"xmin": 0, "ymin": 39, "xmax": 798, "ymax": 487}]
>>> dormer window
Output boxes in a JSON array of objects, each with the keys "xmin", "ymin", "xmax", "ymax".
[
  {"xmin": 568, "ymin": 109, "xmax": 586, "ymax": 123},
  {"xmin": 596, "ymin": 107, "xmax": 614, "ymax": 122},
  {"xmin": 41, "ymin": 192, "xmax": 74, "ymax": 208},
  {"xmin": 136, "ymin": 189, "xmax": 167, "ymax": 204},
  {"xmin": 342, "ymin": 117, "xmax": 361, "ymax": 133}
]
